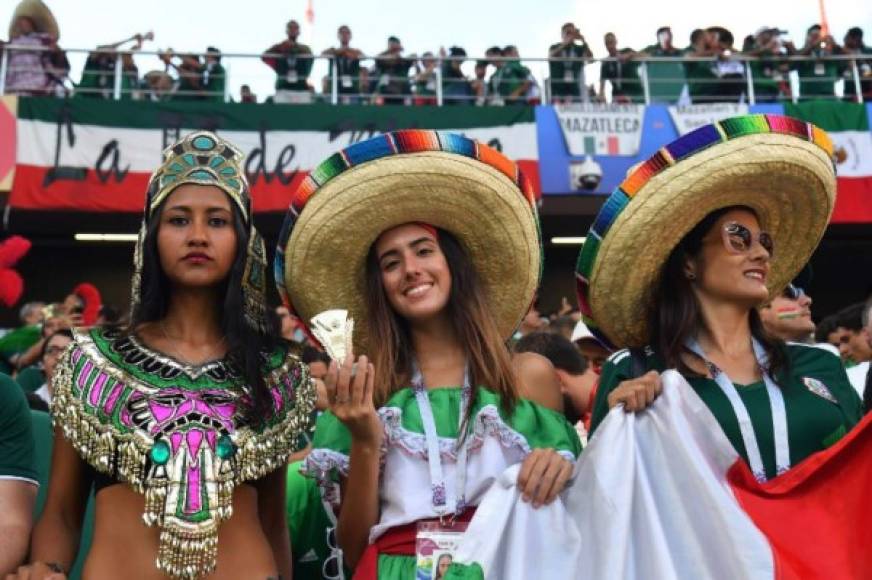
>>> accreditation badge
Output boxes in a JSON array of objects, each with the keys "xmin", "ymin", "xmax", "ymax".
[
  {"xmin": 415, "ymin": 521, "xmax": 468, "ymax": 579},
  {"xmin": 802, "ymin": 377, "xmax": 838, "ymax": 404}
]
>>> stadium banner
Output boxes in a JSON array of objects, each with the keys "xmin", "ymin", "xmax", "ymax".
[
  {"xmin": 0, "ymin": 96, "xmax": 17, "ymax": 192},
  {"xmin": 536, "ymin": 102, "xmax": 872, "ymax": 223},
  {"xmin": 668, "ymin": 103, "xmax": 749, "ymax": 135},
  {"xmin": 552, "ymin": 103, "xmax": 645, "ymax": 156},
  {"xmin": 10, "ymin": 97, "xmax": 539, "ymax": 212}
]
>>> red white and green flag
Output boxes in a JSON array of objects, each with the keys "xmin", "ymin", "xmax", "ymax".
[
  {"xmin": 10, "ymin": 97, "xmax": 539, "ymax": 213},
  {"xmin": 447, "ymin": 371, "xmax": 872, "ymax": 579},
  {"xmin": 784, "ymin": 101, "xmax": 872, "ymax": 224}
]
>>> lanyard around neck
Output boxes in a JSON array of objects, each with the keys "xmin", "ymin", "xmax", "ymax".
[
  {"xmin": 685, "ymin": 337, "xmax": 789, "ymax": 482},
  {"xmin": 411, "ymin": 364, "xmax": 473, "ymax": 518}
]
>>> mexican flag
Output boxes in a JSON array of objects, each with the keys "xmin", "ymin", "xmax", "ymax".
[
  {"xmin": 784, "ymin": 101, "xmax": 872, "ymax": 224},
  {"xmin": 10, "ymin": 97, "xmax": 539, "ymax": 213},
  {"xmin": 447, "ymin": 372, "xmax": 872, "ymax": 579}
]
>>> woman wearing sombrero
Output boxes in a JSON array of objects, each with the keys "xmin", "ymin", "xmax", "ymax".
[
  {"xmin": 580, "ymin": 115, "xmax": 862, "ymax": 483},
  {"xmin": 20, "ymin": 132, "xmax": 315, "ymax": 580},
  {"xmin": 275, "ymin": 131, "xmax": 581, "ymax": 578}
]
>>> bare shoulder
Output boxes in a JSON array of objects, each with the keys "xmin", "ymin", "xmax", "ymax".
[{"xmin": 512, "ymin": 352, "xmax": 563, "ymax": 413}]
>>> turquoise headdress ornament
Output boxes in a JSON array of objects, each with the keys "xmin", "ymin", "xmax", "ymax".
[{"xmin": 131, "ymin": 131, "xmax": 268, "ymax": 333}]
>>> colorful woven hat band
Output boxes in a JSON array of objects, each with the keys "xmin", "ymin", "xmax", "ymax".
[
  {"xmin": 274, "ymin": 129, "xmax": 539, "ymax": 323},
  {"xmin": 576, "ymin": 114, "xmax": 835, "ymax": 350}
]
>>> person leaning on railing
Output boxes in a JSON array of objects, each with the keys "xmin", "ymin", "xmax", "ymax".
[
  {"xmin": 321, "ymin": 25, "xmax": 367, "ymax": 103},
  {"xmin": 841, "ymin": 27, "xmax": 872, "ymax": 102},
  {"xmin": 794, "ymin": 24, "xmax": 842, "ymax": 100},
  {"xmin": 600, "ymin": 32, "xmax": 643, "ymax": 104},
  {"xmin": 489, "ymin": 46, "xmax": 534, "ymax": 105},
  {"xmin": 441, "ymin": 46, "xmax": 474, "ymax": 105},
  {"xmin": 262, "ymin": 19, "xmax": 314, "ymax": 98},
  {"xmin": 683, "ymin": 28, "xmax": 720, "ymax": 104},
  {"xmin": 744, "ymin": 27, "xmax": 792, "ymax": 103},
  {"xmin": 373, "ymin": 36, "xmax": 414, "ymax": 105}
]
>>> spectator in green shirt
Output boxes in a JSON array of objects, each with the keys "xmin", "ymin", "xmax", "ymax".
[
  {"xmin": 684, "ymin": 28, "xmax": 719, "ymax": 103},
  {"xmin": 842, "ymin": 27, "xmax": 872, "ymax": 102},
  {"xmin": 0, "ymin": 302, "xmax": 43, "ymax": 375},
  {"xmin": 373, "ymin": 36, "xmax": 414, "ymax": 105},
  {"xmin": 77, "ymin": 34, "xmax": 148, "ymax": 99},
  {"xmin": 794, "ymin": 24, "xmax": 842, "ymax": 100},
  {"xmin": 201, "ymin": 47, "xmax": 225, "ymax": 102},
  {"xmin": 744, "ymin": 27, "xmax": 791, "ymax": 103},
  {"xmin": 548, "ymin": 22, "xmax": 592, "ymax": 101},
  {"xmin": 489, "ymin": 45, "xmax": 534, "ymax": 105},
  {"xmin": 0, "ymin": 372, "xmax": 38, "ymax": 575},
  {"xmin": 262, "ymin": 19, "xmax": 314, "ymax": 97},
  {"xmin": 600, "ymin": 32, "xmax": 642, "ymax": 103},
  {"xmin": 321, "ymin": 25, "xmax": 367, "ymax": 103},
  {"xmin": 641, "ymin": 26, "xmax": 686, "ymax": 103}
]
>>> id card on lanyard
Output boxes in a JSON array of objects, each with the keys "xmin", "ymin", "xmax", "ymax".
[
  {"xmin": 411, "ymin": 363, "xmax": 473, "ymax": 560},
  {"xmin": 686, "ymin": 338, "xmax": 789, "ymax": 482},
  {"xmin": 415, "ymin": 521, "xmax": 468, "ymax": 579}
]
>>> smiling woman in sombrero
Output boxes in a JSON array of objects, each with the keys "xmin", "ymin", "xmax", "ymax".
[
  {"xmin": 582, "ymin": 115, "xmax": 862, "ymax": 483},
  {"xmin": 275, "ymin": 130, "xmax": 581, "ymax": 578}
]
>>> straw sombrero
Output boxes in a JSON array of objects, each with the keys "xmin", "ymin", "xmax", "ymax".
[
  {"xmin": 9, "ymin": 0, "xmax": 59, "ymax": 39},
  {"xmin": 275, "ymin": 130, "xmax": 541, "ymax": 352},
  {"xmin": 576, "ymin": 114, "xmax": 835, "ymax": 350}
]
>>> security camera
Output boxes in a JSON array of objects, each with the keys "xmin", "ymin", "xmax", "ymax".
[{"xmin": 569, "ymin": 155, "xmax": 603, "ymax": 191}]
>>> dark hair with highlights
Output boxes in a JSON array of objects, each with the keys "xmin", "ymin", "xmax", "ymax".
[
  {"xmin": 127, "ymin": 199, "xmax": 279, "ymax": 425},
  {"xmin": 648, "ymin": 206, "xmax": 788, "ymax": 382},
  {"xmin": 365, "ymin": 227, "xmax": 518, "ymax": 420}
]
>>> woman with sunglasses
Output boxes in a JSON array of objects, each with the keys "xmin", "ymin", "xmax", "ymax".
[
  {"xmin": 275, "ymin": 131, "xmax": 581, "ymax": 579},
  {"xmin": 580, "ymin": 115, "xmax": 862, "ymax": 484}
]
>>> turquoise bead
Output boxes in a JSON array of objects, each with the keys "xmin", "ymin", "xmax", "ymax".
[
  {"xmin": 216, "ymin": 435, "xmax": 235, "ymax": 459},
  {"xmin": 150, "ymin": 440, "xmax": 170, "ymax": 465},
  {"xmin": 192, "ymin": 136, "xmax": 215, "ymax": 151}
]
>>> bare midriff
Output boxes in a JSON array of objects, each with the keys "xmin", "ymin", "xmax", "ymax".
[{"xmin": 83, "ymin": 484, "xmax": 277, "ymax": 580}]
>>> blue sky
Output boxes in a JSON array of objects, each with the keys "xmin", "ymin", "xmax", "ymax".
[{"xmin": 3, "ymin": 0, "xmax": 871, "ymax": 99}]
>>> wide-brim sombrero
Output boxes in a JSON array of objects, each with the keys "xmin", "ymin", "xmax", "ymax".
[
  {"xmin": 9, "ymin": 0, "xmax": 59, "ymax": 39},
  {"xmin": 576, "ymin": 114, "xmax": 835, "ymax": 350},
  {"xmin": 275, "ymin": 130, "xmax": 541, "ymax": 353}
]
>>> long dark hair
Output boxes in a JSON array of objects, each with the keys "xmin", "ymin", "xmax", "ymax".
[
  {"xmin": 648, "ymin": 206, "xmax": 789, "ymax": 382},
  {"xmin": 365, "ymin": 228, "xmax": 518, "ymax": 418},
  {"xmin": 127, "ymin": 200, "xmax": 279, "ymax": 425}
]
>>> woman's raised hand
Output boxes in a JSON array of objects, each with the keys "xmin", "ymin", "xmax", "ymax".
[
  {"xmin": 606, "ymin": 371, "xmax": 663, "ymax": 412},
  {"xmin": 324, "ymin": 352, "xmax": 382, "ymax": 447}
]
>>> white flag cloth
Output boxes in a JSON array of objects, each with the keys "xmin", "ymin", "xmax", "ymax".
[{"xmin": 453, "ymin": 370, "xmax": 776, "ymax": 579}]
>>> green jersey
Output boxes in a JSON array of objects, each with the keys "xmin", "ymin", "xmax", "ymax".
[
  {"xmin": 591, "ymin": 343, "xmax": 862, "ymax": 480},
  {"xmin": 0, "ymin": 373, "xmax": 37, "ymax": 484}
]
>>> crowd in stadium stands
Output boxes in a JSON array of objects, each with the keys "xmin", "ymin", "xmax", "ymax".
[{"xmin": 1, "ymin": 13, "xmax": 871, "ymax": 104}]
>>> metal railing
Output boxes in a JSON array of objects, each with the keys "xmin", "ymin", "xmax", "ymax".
[{"xmin": 0, "ymin": 44, "xmax": 868, "ymax": 105}]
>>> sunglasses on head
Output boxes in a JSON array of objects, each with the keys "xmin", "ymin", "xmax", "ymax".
[{"xmin": 721, "ymin": 222, "xmax": 774, "ymax": 257}]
